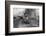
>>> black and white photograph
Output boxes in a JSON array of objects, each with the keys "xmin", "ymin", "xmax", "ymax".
[{"xmin": 13, "ymin": 8, "xmax": 39, "ymax": 28}]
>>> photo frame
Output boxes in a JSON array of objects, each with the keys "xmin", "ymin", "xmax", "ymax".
[{"xmin": 5, "ymin": 1, "xmax": 45, "ymax": 35}]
